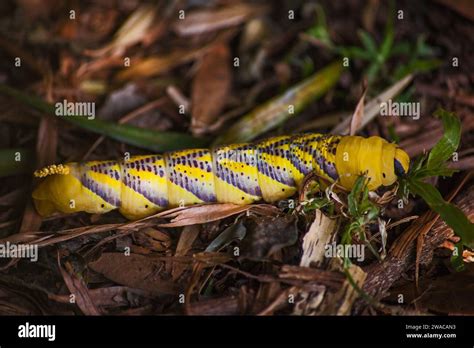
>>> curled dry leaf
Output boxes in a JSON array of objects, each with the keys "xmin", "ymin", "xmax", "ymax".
[
  {"xmin": 191, "ymin": 43, "xmax": 231, "ymax": 136},
  {"xmin": 86, "ymin": 4, "xmax": 156, "ymax": 57},
  {"xmin": 173, "ymin": 3, "xmax": 268, "ymax": 37}
]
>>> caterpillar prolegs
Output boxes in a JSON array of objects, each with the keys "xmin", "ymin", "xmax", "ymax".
[{"xmin": 32, "ymin": 134, "xmax": 410, "ymax": 220}]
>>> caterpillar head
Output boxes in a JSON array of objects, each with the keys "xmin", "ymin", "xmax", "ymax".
[
  {"xmin": 335, "ymin": 136, "xmax": 410, "ymax": 191},
  {"xmin": 32, "ymin": 163, "xmax": 115, "ymax": 216}
]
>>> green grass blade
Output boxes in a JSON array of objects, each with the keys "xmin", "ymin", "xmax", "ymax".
[
  {"xmin": 66, "ymin": 118, "xmax": 209, "ymax": 152},
  {"xmin": 426, "ymin": 108, "xmax": 461, "ymax": 171},
  {"xmin": 213, "ymin": 61, "xmax": 343, "ymax": 145},
  {"xmin": 0, "ymin": 84, "xmax": 208, "ymax": 152},
  {"xmin": 380, "ymin": 5, "xmax": 394, "ymax": 61},
  {"xmin": 358, "ymin": 30, "xmax": 378, "ymax": 56}
]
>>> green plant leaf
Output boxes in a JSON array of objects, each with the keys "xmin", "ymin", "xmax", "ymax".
[
  {"xmin": 338, "ymin": 46, "xmax": 372, "ymax": 60},
  {"xmin": 406, "ymin": 108, "xmax": 461, "ymax": 181},
  {"xmin": 408, "ymin": 178, "xmax": 474, "ymax": 249},
  {"xmin": 426, "ymin": 108, "xmax": 461, "ymax": 171},
  {"xmin": 343, "ymin": 175, "xmax": 381, "ymax": 261},
  {"xmin": 348, "ymin": 175, "xmax": 366, "ymax": 216},
  {"xmin": 393, "ymin": 58, "xmax": 442, "ymax": 81},
  {"xmin": 306, "ymin": 4, "xmax": 333, "ymax": 48},
  {"xmin": 358, "ymin": 30, "xmax": 378, "ymax": 55},
  {"xmin": 380, "ymin": 4, "xmax": 394, "ymax": 61},
  {"xmin": 402, "ymin": 108, "xmax": 473, "ymax": 252},
  {"xmin": 65, "ymin": 117, "xmax": 209, "ymax": 152},
  {"xmin": 390, "ymin": 41, "xmax": 412, "ymax": 55}
]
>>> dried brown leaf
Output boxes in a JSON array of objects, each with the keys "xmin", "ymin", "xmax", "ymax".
[
  {"xmin": 173, "ymin": 3, "xmax": 268, "ymax": 37},
  {"xmin": 88, "ymin": 252, "xmax": 177, "ymax": 295},
  {"xmin": 49, "ymin": 286, "xmax": 149, "ymax": 308},
  {"xmin": 156, "ymin": 203, "xmax": 279, "ymax": 228},
  {"xmin": 172, "ymin": 225, "xmax": 200, "ymax": 280},
  {"xmin": 349, "ymin": 86, "xmax": 367, "ymax": 136},
  {"xmin": 134, "ymin": 227, "xmax": 171, "ymax": 252},
  {"xmin": 58, "ymin": 255, "xmax": 102, "ymax": 315},
  {"xmin": 116, "ymin": 48, "xmax": 206, "ymax": 80},
  {"xmin": 20, "ymin": 116, "xmax": 58, "ymax": 233},
  {"xmin": 436, "ymin": 0, "xmax": 474, "ymax": 21},
  {"xmin": 191, "ymin": 43, "xmax": 231, "ymax": 136},
  {"xmin": 1, "ymin": 220, "xmax": 153, "ymax": 248}
]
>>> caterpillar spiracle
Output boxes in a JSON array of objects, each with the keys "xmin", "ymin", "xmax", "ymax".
[{"xmin": 32, "ymin": 134, "xmax": 410, "ymax": 220}]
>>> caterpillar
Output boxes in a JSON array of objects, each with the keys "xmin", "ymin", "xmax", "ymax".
[{"xmin": 32, "ymin": 134, "xmax": 410, "ymax": 220}]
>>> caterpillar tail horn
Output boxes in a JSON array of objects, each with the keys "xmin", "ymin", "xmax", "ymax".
[{"xmin": 33, "ymin": 164, "xmax": 70, "ymax": 178}]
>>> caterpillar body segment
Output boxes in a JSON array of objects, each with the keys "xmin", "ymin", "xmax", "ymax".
[{"xmin": 32, "ymin": 134, "xmax": 410, "ymax": 220}]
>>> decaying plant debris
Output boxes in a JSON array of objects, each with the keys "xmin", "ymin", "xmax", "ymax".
[{"xmin": 0, "ymin": 0, "xmax": 473, "ymax": 316}]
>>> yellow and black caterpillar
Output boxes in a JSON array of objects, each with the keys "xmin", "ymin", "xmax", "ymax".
[{"xmin": 32, "ymin": 134, "xmax": 410, "ymax": 220}]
